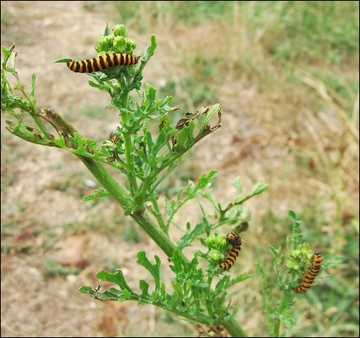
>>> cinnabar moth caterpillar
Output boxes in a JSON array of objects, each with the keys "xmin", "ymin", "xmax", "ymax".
[
  {"xmin": 67, "ymin": 53, "xmax": 139, "ymax": 73},
  {"xmin": 293, "ymin": 251, "xmax": 322, "ymax": 293},
  {"xmin": 219, "ymin": 232, "xmax": 242, "ymax": 270}
]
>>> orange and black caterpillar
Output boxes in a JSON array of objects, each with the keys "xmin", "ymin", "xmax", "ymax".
[
  {"xmin": 67, "ymin": 53, "xmax": 139, "ymax": 73},
  {"xmin": 219, "ymin": 232, "xmax": 242, "ymax": 270},
  {"xmin": 293, "ymin": 251, "xmax": 322, "ymax": 293}
]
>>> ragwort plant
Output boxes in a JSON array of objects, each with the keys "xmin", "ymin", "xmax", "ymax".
[{"xmin": 2, "ymin": 24, "xmax": 332, "ymax": 337}]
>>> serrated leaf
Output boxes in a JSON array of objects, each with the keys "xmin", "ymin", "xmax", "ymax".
[
  {"xmin": 136, "ymin": 251, "xmax": 161, "ymax": 291},
  {"xmin": 169, "ymin": 249, "xmax": 184, "ymax": 274},
  {"xmin": 96, "ymin": 269, "xmax": 133, "ymax": 294}
]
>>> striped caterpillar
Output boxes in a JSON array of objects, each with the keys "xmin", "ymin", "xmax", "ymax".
[
  {"xmin": 219, "ymin": 232, "xmax": 242, "ymax": 270},
  {"xmin": 67, "ymin": 53, "xmax": 138, "ymax": 73},
  {"xmin": 293, "ymin": 251, "xmax": 322, "ymax": 293}
]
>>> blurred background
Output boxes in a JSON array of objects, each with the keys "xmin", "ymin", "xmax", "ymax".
[{"xmin": 1, "ymin": 1, "xmax": 358, "ymax": 336}]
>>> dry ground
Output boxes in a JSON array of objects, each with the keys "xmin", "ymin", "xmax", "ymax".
[{"xmin": 1, "ymin": 1, "xmax": 358, "ymax": 337}]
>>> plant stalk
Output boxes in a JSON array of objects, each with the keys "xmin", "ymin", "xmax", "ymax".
[{"xmin": 77, "ymin": 155, "xmax": 188, "ymax": 265}]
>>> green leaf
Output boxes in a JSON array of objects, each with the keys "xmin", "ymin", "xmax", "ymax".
[
  {"xmin": 82, "ymin": 188, "xmax": 110, "ymax": 201},
  {"xmin": 5, "ymin": 119, "xmax": 51, "ymax": 146},
  {"xmin": 30, "ymin": 74, "xmax": 37, "ymax": 102},
  {"xmin": 288, "ymin": 210, "xmax": 299, "ymax": 225},
  {"xmin": 288, "ymin": 210, "xmax": 303, "ymax": 250},
  {"xmin": 269, "ymin": 244, "xmax": 281, "ymax": 256},
  {"xmin": 233, "ymin": 177, "xmax": 243, "ymax": 196},
  {"xmin": 96, "ymin": 269, "xmax": 134, "ymax": 294},
  {"xmin": 1, "ymin": 45, "xmax": 12, "ymax": 63},
  {"xmin": 104, "ymin": 23, "xmax": 111, "ymax": 36},
  {"xmin": 136, "ymin": 251, "xmax": 161, "ymax": 291},
  {"xmin": 88, "ymin": 80, "xmax": 111, "ymax": 93},
  {"xmin": 139, "ymin": 279, "xmax": 150, "ymax": 299},
  {"xmin": 177, "ymin": 222, "xmax": 205, "ymax": 251},
  {"xmin": 169, "ymin": 249, "xmax": 185, "ymax": 274},
  {"xmin": 79, "ymin": 285, "xmax": 92, "ymax": 294},
  {"xmin": 247, "ymin": 182, "xmax": 269, "ymax": 200},
  {"xmin": 171, "ymin": 281, "xmax": 185, "ymax": 299},
  {"xmin": 53, "ymin": 58, "xmax": 72, "ymax": 64},
  {"xmin": 174, "ymin": 121, "xmax": 196, "ymax": 151},
  {"xmin": 228, "ymin": 273, "xmax": 253, "ymax": 287},
  {"xmin": 195, "ymin": 170, "xmax": 218, "ymax": 191},
  {"xmin": 198, "ymin": 103, "xmax": 222, "ymax": 129},
  {"xmin": 108, "ymin": 288, "xmax": 134, "ymax": 302},
  {"xmin": 142, "ymin": 35, "xmax": 157, "ymax": 61}
]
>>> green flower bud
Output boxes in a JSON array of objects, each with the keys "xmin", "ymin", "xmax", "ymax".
[
  {"xmin": 96, "ymin": 36, "xmax": 114, "ymax": 53},
  {"xmin": 208, "ymin": 249, "xmax": 224, "ymax": 263},
  {"xmin": 113, "ymin": 36, "xmax": 128, "ymax": 52},
  {"xmin": 112, "ymin": 24, "xmax": 127, "ymax": 37},
  {"xmin": 205, "ymin": 234, "xmax": 228, "ymax": 251}
]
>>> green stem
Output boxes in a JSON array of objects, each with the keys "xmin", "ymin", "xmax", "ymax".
[
  {"xmin": 272, "ymin": 319, "xmax": 281, "ymax": 337},
  {"xmin": 123, "ymin": 133, "xmax": 138, "ymax": 196},
  {"xmin": 77, "ymin": 155, "xmax": 188, "ymax": 265},
  {"xmin": 223, "ymin": 317, "xmax": 249, "ymax": 337},
  {"xmin": 148, "ymin": 195, "xmax": 167, "ymax": 233},
  {"xmin": 271, "ymin": 293, "xmax": 290, "ymax": 337},
  {"xmin": 131, "ymin": 213, "xmax": 188, "ymax": 264},
  {"xmin": 77, "ymin": 156, "xmax": 132, "ymax": 207}
]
